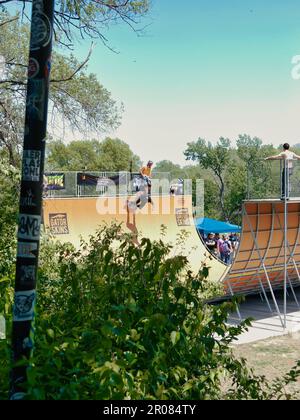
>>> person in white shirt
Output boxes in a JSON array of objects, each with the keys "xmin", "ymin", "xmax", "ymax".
[{"xmin": 265, "ymin": 143, "xmax": 300, "ymax": 200}]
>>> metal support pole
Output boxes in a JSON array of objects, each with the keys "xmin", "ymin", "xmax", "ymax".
[
  {"xmin": 244, "ymin": 208, "xmax": 285, "ymax": 328},
  {"xmin": 227, "ymin": 281, "xmax": 242, "ymax": 321},
  {"xmin": 274, "ymin": 207, "xmax": 300, "ymax": 287},
  {"xmin": 247, "ymin": 162, "xmax": 250, "ymax": 200},
  {"xmin": 280, "ymin": 159, "xmax": 283, "ymax": 198},
  {"xmin": 287, "ymin": 273, "xmax": 300, "ymax": 308},
  {"xmin": 284, "ymin": 160, "xmax": 288, "ymax": 329},
  {"xmin": 258, "ymin": 277, "xmax": 272, "ymax": 313},
  {"xmin": 10, "ymin": 0, "xmax": 55, "ymax": 400},
  {"xmin": 262, "ymin": 265, "xmax": 284, "ymax": 327}
]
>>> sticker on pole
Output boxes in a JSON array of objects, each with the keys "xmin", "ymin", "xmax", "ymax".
[
  {"xmin": 19, "ymin": 265, "xmax": 36, "ymax": 287},
  {"xmin": 26, "ymin": 79, "xmax": 46, "ymax": 121},
  {"xmin": 17, "ymin": 241, "xmax": 38, "ymax": 259},
  {"xmin": 30, "ymin": 11, "xmax": 52, "ymax": 51},
  {"xmin": 22, "ymin": 150, "xmax": 41, "ymax": 181},
  {"xmin": 18, "ymin": 214, "xmax": 41, "ymax": 240},
  {"xmin": 28, "ymin": 58, "xmax": 39, "ymax": 79},
  {"xmin": 13, "ymin": 290, "xmax": 36, "ymax": 322}
]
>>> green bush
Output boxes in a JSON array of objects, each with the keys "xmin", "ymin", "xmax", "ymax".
[
  {"xmin": 1, "ymin": 224, "xmax": 300, "ymax": 400},
  {"xmin": 0, "ymin": 157, "xmax": 19, "ymax": 277}
]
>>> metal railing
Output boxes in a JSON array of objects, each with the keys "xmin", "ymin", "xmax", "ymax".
[
  {"xmin": 246, "ymin": 159, "xmax": 300, "ymax": 200},
  {"xmin": 44, "ymin": 171, "xmax": 192, "ymax": 198}
]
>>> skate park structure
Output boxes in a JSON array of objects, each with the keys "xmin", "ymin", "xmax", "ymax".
[{"xmin": 43, "ymin": 162, "xmax": 300, "ymax": 330}]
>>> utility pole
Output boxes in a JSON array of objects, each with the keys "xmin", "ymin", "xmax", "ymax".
[{"xmin": 10, "ymin": 0, "xmax": 55, "ymax": 399}]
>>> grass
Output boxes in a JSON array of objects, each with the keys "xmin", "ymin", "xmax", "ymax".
[{"xmin": 233, "ymin": 332, "xmax": 300, "ymax": 398}]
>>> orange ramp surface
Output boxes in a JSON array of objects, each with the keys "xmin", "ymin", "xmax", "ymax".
[
  {"xmin": 226, "ymin": 200, "xmax": 300, "ymax": 295},
  {"xmin": 43, "ymin": 195, "xmax": 229, "ymax": 283}
]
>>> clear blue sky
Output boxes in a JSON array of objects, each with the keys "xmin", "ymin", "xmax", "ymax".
[{"xmin": 45, "ymin": 1, "xmax": 300, "ymax": 164}]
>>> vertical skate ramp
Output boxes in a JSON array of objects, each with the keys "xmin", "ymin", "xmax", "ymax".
[
  {"xmin": 43, "ymin": 195, "xmax": 228, "ymax": 283},
  {"xmin": 225, "ymin": 200, "xmax": 300, "ymax": 295}
]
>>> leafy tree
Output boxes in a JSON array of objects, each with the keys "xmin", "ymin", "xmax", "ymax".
[
  {"xmin": 0, "ymin": 1, "xmax": 150, "ymax": 48},
  {"xmin": 224, "ymin": 163, "xmax": 246, "ymax": 225},
  {"xmin": 0, "ymin": 157, "xmax": 19, "ymax": 277},
  {"xmin": 154, "ymin": 160, "xmax": 185, "ymax": 179},
  {"xmin": 0, "ymin": 13, "xmax": 122, "ymax": 165},
  {"xmin": 184, "ymin": 137, "xmax": 231, "ymax": 219},
  {"xmin": 46, "ymin": 138, "xmax": 141, "ymax": 171},
  {"xmin": 97, "ymin": 138, "xmax": 141, "ymax": 172},
  {"xmin": 203, "ymin": 179, "xmax": 220, "ymax": 220},
  {"xmin": 236, "ymin": 134, "xmax": 279, "ymax": 199},
  {"xmin": 236, "ymin": 134, "xmax": 263, "ymax": 163}
]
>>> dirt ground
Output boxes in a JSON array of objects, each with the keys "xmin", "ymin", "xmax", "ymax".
[{"xmin": 233, "ymin": 332, "xmax": 300, "ymax": 399}]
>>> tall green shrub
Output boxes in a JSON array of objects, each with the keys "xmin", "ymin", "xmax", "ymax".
[{"xmin": 1, "ymin": 224, "xmax": 299, "ymax": 399}]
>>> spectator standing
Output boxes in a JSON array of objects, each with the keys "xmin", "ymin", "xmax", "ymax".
[
  {"xmin": 220, "ymin": 235, "xmax": 232, "ymax": 265},
  {"xmin": 205, "ymin": 233, "xmax": 217, "ymax": 255},
  {"xmin": 215, "ymin": 233, "xmax": 223, "ymax": 259}
]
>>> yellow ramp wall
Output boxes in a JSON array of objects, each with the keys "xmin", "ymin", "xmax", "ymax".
[{"xmin": 43, "ymin": 195, "xmax": 228, "ymax": 283}]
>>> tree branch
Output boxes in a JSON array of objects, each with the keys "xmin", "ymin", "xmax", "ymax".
[
  {"xmin": 50, "ymin": 43, "xmax": 94, "ymax": 83},
  {"xmin": 0, "ymin": 15, "xmax": 18, "ymax": 27}
]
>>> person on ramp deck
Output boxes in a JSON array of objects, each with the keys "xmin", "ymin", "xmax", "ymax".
[
  {"xmin": 264, "ymin": 143, "xmax": 300, "ymax": 200},
  {"xmin": 140, "ymin": 160, "xmax": 153, "ymax": 196}
]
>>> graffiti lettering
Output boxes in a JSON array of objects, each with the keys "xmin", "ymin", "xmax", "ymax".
[
  {"xmin": 18, "ymin": 214, "xmax": 41, "ymax": 240},
  {"xmin": 20, "ymin": 189, "xmax": 37, "ymax": 207}
]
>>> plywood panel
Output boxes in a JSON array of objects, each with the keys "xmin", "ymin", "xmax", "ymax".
[{"xmin": 225, "ymin": 200, "xmax": 300, "ymax": 295}]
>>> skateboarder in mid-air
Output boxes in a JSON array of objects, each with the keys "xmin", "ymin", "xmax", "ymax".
[
  {"xmin": 126, "ymin": 178, "xmax": 154, "ymax": 245},
  {"xmin": 127, "ymin": 160, "xmax": 154, "ymax": 215},
  {"xmin": 127, "ymin": 178, "xmax": 154, "ymax": 212},
  {"xmin": 265, "ymin": 143, "xmax": 300, "ymax": 200}
]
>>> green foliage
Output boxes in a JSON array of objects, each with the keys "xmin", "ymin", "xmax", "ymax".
[
  {"xmin": 0, "ymin": 157, "xmax": 19, "ymax": 277},
  {"xmin": 46, "ymin": 138, "xmax": 141, "ymax": 171},
  {"xmin": 182, "ymin": 134, "xmax": 285, "ymax": 221},
  {"xmin": 0, "ymin": 12, "xmax": 123, "ymax": 163},
  {"xmin": 154, "ymin": 160, "xmax": 185, "ymax": 180},
  {"xmin": 184, "ymin": 137, "xmax": 231, "ymax": 219},
  {"xmin": 203, "ymin": 179, "xmax": 220, "ymax": 219},
  {"xmin": 0, "ymin": 157, "xmax": 17, "ymax": 400},
  {"xmin": 236, "ymin": 134, "xmax": 279, "ymax": 200},
  {"xmin": 185, "ymin": 137, "xmax": 231, "ymax": 175},
  {"xmin": 1, "ymin": 225, "xmax": 299, "ymax": 400}
]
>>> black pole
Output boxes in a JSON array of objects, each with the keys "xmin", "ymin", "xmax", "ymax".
[{"xmin": 10, "ymin": 0, "xmax": 55, "ymax": 400}]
